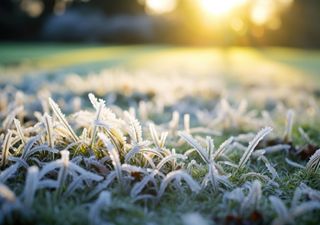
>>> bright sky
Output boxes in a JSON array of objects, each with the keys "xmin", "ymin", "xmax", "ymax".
[
  {"xmin": 143, "ymin": 0, "xmax": 294, "ymax": 27},
  {"xmin": 144, "ymin": 0, "xmax": 178, "ymax": 14}
]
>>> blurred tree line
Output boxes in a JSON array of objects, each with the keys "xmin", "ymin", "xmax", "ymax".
[{"xmin": 1, "ymin": 0, "xmax": 320, "ymax": 47}]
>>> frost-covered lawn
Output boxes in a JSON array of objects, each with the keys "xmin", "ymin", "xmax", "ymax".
[{"xmin": 1, "ymin": 44, "xmax": 320, "ymax": 225}]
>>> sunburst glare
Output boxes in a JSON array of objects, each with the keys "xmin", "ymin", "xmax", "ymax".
[{"xmin": 199, "ymin": 0, "xmax": 248, "ymax": 17}]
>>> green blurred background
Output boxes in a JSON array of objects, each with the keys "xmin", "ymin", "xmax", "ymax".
[{"xmin": 1, "ymin": 0, "xmax": 320, "ymax": 89}]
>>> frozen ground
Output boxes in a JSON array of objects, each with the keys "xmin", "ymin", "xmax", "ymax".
[{"xmin": 0, "ymin": 44, "xmax": 320, "ymax": 225}]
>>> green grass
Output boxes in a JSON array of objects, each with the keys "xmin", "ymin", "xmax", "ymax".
[
  {"xmin": 1, "ymin": 43, "xmax": 320, "ymax": 225},
  {"xmin": 1, "ymin": 43, "xmax": 320, "ymax": 88}
]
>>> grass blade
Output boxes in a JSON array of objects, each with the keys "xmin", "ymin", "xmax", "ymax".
[
  {"xmin": 238, "ymin": 127, "xmax": 272, "ymax": 168},
  {"xmin": 49, "ymin": 98, "xmax": 79, "ymax": 142}
]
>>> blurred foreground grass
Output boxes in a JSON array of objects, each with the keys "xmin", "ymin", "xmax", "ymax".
[{"xmin": 0, "ymin": 43, "xmax": 319, "ymax": 88}]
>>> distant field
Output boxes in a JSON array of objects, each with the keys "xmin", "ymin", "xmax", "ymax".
[{"xmin": 0, "ymin": 43, "xmax": 320, "ymax": 88}]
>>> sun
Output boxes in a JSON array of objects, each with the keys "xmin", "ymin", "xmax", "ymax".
[{"xmin": 200, "ymin": 0, "xmax": 247, "ymax": 17}]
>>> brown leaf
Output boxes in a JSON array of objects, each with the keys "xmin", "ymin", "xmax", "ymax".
[
  {"xmin": 131, "ymin": 171, "xmax": 143, "ymax": 181},
  {"xmin": 296, "ymin": 144, "xmax": 318, "ymax": 160}
]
